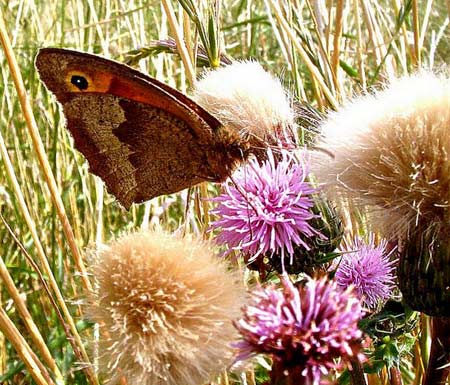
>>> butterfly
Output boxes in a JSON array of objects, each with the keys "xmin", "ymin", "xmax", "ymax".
[{"xmin": 35, "ymin": 48, "xmax": 266, "ymax": 209}]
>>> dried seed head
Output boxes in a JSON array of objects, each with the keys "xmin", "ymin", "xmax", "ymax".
[
  {"xmin": 314, "ymin": 72, "xmax": 450, "ymax": 237},
  {"xmin": 192, "ymin": 61, "xmax": 297, "ymax": 150},
  {"xmin": 88, "ymin": 229, "xmax": 246, "ymax": 385}
]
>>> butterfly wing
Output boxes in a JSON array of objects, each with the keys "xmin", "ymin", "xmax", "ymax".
[{"xmin": 35, "ymin": 48, "xmax": 231, "ymax": 208}]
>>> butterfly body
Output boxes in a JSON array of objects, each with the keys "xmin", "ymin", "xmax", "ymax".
[{"xmin": 36, "ymin": 48, "xmax": 248, "ymax": 208}]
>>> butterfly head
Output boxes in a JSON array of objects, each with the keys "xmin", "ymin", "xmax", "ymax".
[{"xmin": 205, "ymin": 125, "xmax": 252, "ymax": 182}]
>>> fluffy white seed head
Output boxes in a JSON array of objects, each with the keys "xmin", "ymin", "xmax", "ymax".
[
  {"xmin": 88, "ymin": 229, "xmax": 246, "ymax": 385},
  {"xmin": 313, "ymin": 72, "xmax": 450, "ymax": 236},
  {"xmin": 192, "ymin": 61, "xmax": 297, "ymax": 148}
]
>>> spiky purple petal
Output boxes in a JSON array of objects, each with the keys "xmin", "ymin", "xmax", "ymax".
[
  {"xmin": 234, "ymin": 276, "xmax": 365, "ymax": 385},
  {"xmin": 210, "ymin": 150, "xmax": 321, "ymax": 265},
  {"xmin": 335, "ymin": 236, "xmax": 397, "ymax": 308}
]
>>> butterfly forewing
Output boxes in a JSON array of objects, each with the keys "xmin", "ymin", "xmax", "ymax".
[{"xmin": 35, "ymin": 48, "xmax": 234, "ymax": 208}]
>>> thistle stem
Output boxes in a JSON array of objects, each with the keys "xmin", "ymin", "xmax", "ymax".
[
  {"xmin": 349, "ymin": 357, "xmax": 368, "ymax": 385},
  {"xmin": 423, "ymin": 316, "xmax": 450, "ymax": 385},
  {"xmin": 270, "ymin": 361, "xmax": 308, "ymax": 385},
  {"xmin": 389, "ymin": 366, "xmax": 403, "ymax": 385}
]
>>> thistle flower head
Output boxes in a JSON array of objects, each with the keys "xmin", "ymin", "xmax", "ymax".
[
  {"xmin": 234, "ymin": 276, "xmax": 365, "ymax": 384},
  {"xmin": 335, "ymin": 236, "xmax": 397, "ymax": 308},
  {"xmin": 210, "ymin": 149, "xmax": 321, "ymax": 269},
  {"xmin": 313, "ymin": 72, "xmax": 450, "ymax": 236},
  {"xmin": 192, "ymin": 61, "xmax": 297, "ymax": 148},
  {"xmin": 88, "ymin": 230, "xmax": 246, "ymax": 385}
]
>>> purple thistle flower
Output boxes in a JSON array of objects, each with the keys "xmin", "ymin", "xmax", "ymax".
[
  {"xmin": 234, "ymin": 276, "xmax": 365, "ymax": 385},
  {"xmin": 210, "ymin": 149, "xmax": 320, "ymax": 268},
  {"xmin": 335, "ymin": 236, "xmax": 397, "ymax": 308}
]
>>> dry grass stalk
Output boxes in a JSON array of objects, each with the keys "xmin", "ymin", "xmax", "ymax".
[
  {"xmin": 331, "ymin": 0, "xmax": 344, "ymax": 80},
  {"xmin": 162, "ymin": 0, "xmax": 196, "ymax": 84},
  {"xmin": 0, "ymin": 307, "xmax": 55, "ymax": 385},
  {"xmin": 268, "ymin": 0, "xmax": 338, "ymax": 109},
  {"xmin": 0, "ymin": 10, "xmax": 98, "ymax": 385},
  {"xmin": 0, "ymin": 127, "xmax": 93, "ymax": 382},
  {"xmin": 304, "ymin": 0, "xmax": 340, "ymax": 97},
  {"xmin": 412, "ymin": 0, "xmax": 421, "ymax": 66},
  {"xmin": 353, "ymin": 0, "xmax": 367, "ymax": 88},
  {"xmin": 0, "ymin": 3, "xmax": 91, "ymax": 295},
  {"xmin": 0, "ymin": 251, "xmax": 62, "ymax": 382}
]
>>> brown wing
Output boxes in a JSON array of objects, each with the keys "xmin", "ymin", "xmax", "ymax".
[
  {"xmin": 63, "ymin": 93, "xmax": 216, "ymax": 208},
  {"xmin": 35, "ymin": 48, "xmax": 227, "ymax": 208}
]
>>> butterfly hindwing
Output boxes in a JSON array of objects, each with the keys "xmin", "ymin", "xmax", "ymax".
[{"xmin": 64, "ymin": 93, "xmax": 216, "ymax": 208}]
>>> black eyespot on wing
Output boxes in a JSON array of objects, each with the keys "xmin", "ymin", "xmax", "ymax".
[{"xmin": 71, "ymin": 75, "xmax": 89, "ymax": 91}]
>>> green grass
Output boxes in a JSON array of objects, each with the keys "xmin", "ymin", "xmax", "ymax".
[{"xmin": 0, "ymin": 0, "xmax": 449, "ymax": 384}]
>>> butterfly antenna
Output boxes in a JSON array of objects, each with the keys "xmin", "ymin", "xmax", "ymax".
[
  {"xmin": 228, "ymin": 174, "xmax": 256, "ymax": 242},
  {"xmin": 243, "ymin": 162, "xmax": 254, "ymax": 242},
  {"xmin": 229, "ymin": 146, "xmax": 259, "ymax": 241}
]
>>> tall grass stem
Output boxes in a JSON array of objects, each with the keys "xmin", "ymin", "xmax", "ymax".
[
  {"xmin": 0, "ymin": 307, "xmax": 55, "ymax": 385},
  {"xmin": 162, "ymin": 0, "xmax": 196, "ymax": 85},
  {"xmin": 0, "ymin": 10, "xmax": 98, "ymax": 385}
]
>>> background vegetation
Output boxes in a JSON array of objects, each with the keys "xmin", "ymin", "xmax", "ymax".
[{"xmin": 0, "ymin": 0, "xmax": 449, "ymax": 384}]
